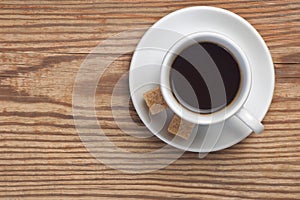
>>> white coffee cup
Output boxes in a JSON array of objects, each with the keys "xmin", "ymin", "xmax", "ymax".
[{"xmin": 160, "ymin": 31, "xmax": 264, "ymax": 134}]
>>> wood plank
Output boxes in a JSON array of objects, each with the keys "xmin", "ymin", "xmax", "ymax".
[{"xmin": 0, "ymin": 0, "xmax": 299, "ymax": 63}]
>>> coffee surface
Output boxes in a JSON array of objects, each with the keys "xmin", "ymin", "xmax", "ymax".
[{"xmin": 170, "ymin": 42, "xmax": 241, "ymax": 113}]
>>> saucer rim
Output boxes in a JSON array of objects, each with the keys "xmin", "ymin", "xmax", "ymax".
[{"xmin": 129, "ymin": 6, "xmax": 275, "ymax": 152}]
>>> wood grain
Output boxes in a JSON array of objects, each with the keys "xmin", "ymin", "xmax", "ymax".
[{"xmin": 0, "ymin": 0, "xmax": 299, "ymax": 199}]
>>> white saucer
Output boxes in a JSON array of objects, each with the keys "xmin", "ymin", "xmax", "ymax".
[{"xmin": 129, "ymin": 6, "xmax": 274, "ymax": 152}]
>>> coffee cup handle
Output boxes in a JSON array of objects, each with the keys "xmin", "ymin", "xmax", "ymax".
[{"xmin": 235, "ymin": 107, "xmax": 264, "ymax": 134}]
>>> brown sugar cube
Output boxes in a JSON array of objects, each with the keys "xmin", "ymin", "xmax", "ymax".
[
  {"xmin": 143, "ymin": 86, "xmax": 168, "ymax": 115},
  {"xmin": 168, "ymin": 114, "xmax": 195, "ymax": 140}
]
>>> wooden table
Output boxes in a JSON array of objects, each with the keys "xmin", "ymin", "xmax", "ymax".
[{"xmin": 0, "ymin": 0, "xmax": 299, "ymax": 199}]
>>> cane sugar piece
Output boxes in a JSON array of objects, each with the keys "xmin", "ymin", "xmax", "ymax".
[
  {"xmin": 168, "ymin": 114, "xmax": 195, "ymax": 140},
  {"xmin": 143, "ymin": 86, "xmax": 168, "ymax": 115}
]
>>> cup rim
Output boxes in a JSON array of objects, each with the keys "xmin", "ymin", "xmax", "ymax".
[{"xmin": 160, "ymin": 31, "xmax": 252, "ymax": 124}]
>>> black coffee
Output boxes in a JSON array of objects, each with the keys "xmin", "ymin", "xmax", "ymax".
[{"xmin": 170, "ymin": 42, "xmax": 241, "ymax": 113}]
